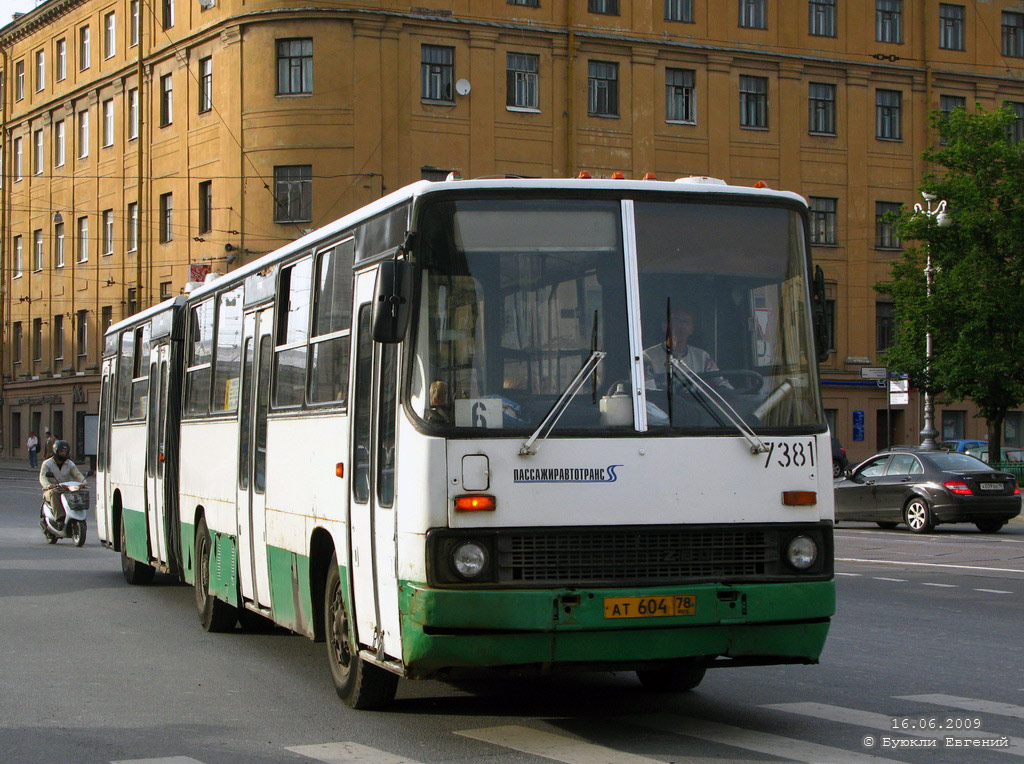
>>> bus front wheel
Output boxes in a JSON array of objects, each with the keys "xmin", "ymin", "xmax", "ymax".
[
  {"xmin": 636, "ymin": 661, "xmax": 706, "ymax": 692},
  {"xmin": 194, "ymin": 517, "xmax": 238, "ymax": 632},
  {"xmin": 324, "ymin": 553, "xmax": 398, "ymax": 709}
]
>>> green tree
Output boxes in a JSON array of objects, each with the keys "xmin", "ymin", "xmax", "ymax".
[{"xmin": 880, "ymin": 105, "xmax": 1024, "ymax": 462}]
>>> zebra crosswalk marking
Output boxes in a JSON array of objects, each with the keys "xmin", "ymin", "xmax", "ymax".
[
  {"xmin": 766, "ymin": 702, "xmax": 1024, "ymax": 755},
  {"xmin": 287, "ymin": 741, "xmax": 428, "ymax": 764},
  {"xmin": 896, "ymin": 695, "xmax": 1024, "ymax": 720},
  {"xmin": 624, "ymin": 713, "xmax": 907, "ymax": 764},
  {"xmin": 455, "ymin": 724, "xmax": 667, "ymax": 764}
]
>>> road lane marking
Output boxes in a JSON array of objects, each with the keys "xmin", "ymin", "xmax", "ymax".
[
  {"xmin": 112, "ymin": 758, "xmax": 205, "ymax": 764},
  {"xmin": 873, "ymin": 577, "xmax": 907, "ymax": 582},
  {"xmin": 624, "ymin": 713, "xmax": 907, "ymax": 764},
  {"xmin": 836, "ymin": 572, "xmax": 861, "ymax": 577},
  {"xmin": 835, "ymin": 530, "xmax": 1024, "ymax": 545},
  {"xmin": 975, "ymin": 588, "xmax": 1013, "ymax": 594},
  {"xmin": 921, "ymin": 583, "xmax": 957, "ymax": 588},
  {"xmin": 455, "ymin": 725, "xmax": 665, "ymax": 764},
  {"xmin": 766, "ymin": 702, "xmax": 1024, "ymax": 754},
  {"xmin": 287, "ymin": 742, "xmax": 428, "ymax": 764},
  {"xmin": 896, "ymin": 695, "xmax": 1024, "ymax": 720},
  {"xmin": 837, "ymin": 558, "xmax": 1024, "ymax": 574}
]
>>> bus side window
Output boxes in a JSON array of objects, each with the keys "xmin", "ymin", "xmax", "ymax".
[
  {"xmin": 309, "ymin": 239, "xmax": 353, "ymax": 406},
  {"xmin": 273, "ymin": 257, "xmax": 312, "ymax": 408},
  {"xmin": 185, "ymin": 300, "xmax": 214, "ymax": 416},
  {"xmin": 130, "ymin": 323, "xmax": 151, "ymax": 420},
  {"xmin": 212, "ymin": 288, "xmax": 243, "ymax": 413},
  {"xmin": 114, "ymin": 330, "xmax": 134, "ymax": 421}
]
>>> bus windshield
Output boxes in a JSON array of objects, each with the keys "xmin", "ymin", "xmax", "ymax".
[{"xmin": 409, "ymin": 195, "xmax": 822, "ymax": 435}]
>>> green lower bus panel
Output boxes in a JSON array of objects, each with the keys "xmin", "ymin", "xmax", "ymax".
[{"xmin": 121, "ymin": 508, "xmax": 149, "ymax": 563}]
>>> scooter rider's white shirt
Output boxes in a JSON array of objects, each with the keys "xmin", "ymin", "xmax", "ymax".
[{"xmin": 39, "ymin": 457, "xmax": 85, "ymax": 489}]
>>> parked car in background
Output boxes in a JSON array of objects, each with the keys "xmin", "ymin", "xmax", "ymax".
[
  {"xmin": 939, "ymin": 439, "xmax": 987, "ymax": 453},
  {"xmin": 834, "ymin": 448, "xmax": 1021, "ymax": 533},
  {"xmin": 832, "ymin": 438, "xmax": 849, "ymax": 478}
]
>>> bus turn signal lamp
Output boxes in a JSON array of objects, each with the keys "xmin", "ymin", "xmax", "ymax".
[
  {"xmin": 782, "ymin": 491, "xmax": 816, "ymax": 506},
  {"xmin": 335, "ymin": 463, "xmax": 344, "ymax": 478},
  {"xmin": 454, "ymin": 495, "xmax": 496, "ymax": 512}
]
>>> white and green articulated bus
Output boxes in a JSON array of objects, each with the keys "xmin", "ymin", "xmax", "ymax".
[{"xmin": 97, "ymin": 176, "xmax": 836, "ymax": 709}]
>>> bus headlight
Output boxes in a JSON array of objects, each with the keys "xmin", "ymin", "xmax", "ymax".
[
  {"xmin": 451, "ymin": 541, "xmax": 488, "ymax": 579},
  {"xmin": 785, "ymin": 534, "xmax": 818, "ymax": 570}
]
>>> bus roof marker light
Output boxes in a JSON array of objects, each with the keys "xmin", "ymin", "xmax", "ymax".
[
  {"xmin": 577, "ymin": 171, "xmax": 592, "ymax": 179},
  {"xmin": 643, "ymin": 172, "xmax": 658, "ymax": 180},
  {"xmin": 782, "ymin": 491, "xmax": 817, "ymax": 506},
  {"xmin": 454, "ymin": 495, "xmax": 496, "ymax": 512},
  {"xmin": 611, "ymin": 171, "xmax": 626, "ymax": 179},
  {"xmin": 753, "ymin": 181, "xmax": 769, "ymax": 189}
]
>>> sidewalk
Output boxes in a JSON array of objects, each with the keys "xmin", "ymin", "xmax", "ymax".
[{"xmin": 0, "ymin": 457, "xmax": 41, "ymax": 473}]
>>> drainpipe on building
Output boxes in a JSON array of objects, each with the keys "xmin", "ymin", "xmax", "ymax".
[
  {"xmin": 1, "ymin": 43, "xmax": 9, "ymax": 447},
  {"xmin": 135, "ymin": 28, "xmax": 144, "ymax": 314},
  {"xmin": 566, "ymin": 0, "xmax": 575, "ymax": 178}
]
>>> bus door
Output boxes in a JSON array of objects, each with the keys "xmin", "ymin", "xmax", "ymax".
[
  {"xmin": 236, "ymin": 307, "xmax": 274, "ymax": 610},
  {"xmin": 349, "ymin": 270, "xmax": 402, "ymax": 660},
  {"xmin": 144, "ymin": 342, "xmax": 171, "ymax": 565},
  {"xmin": 98, "ymin": 359, "xmax": 114, "ymax": 542}
]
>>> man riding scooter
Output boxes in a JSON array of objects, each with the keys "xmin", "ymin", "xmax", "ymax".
[{"xmin": 39, "ymin": 440, "xmax": 86, "ymax": 528}]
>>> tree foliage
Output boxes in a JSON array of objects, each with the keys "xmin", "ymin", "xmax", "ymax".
[{"xmin": 879, "ymin": 105, "xmax": 1024, "ymax": 457}]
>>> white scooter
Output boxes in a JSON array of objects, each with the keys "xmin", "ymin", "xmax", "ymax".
[{"xmin": 40, "ymin": 482, "xmax": 89, "ymax": 547}]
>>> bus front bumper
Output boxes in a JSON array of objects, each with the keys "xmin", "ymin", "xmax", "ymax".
[{"xmin": 398, "ymin": 580, "xmax": 834, "ymax": 679}]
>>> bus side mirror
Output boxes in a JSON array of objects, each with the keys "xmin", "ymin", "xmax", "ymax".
[
  {"xmin": 811, "ymin": 264, "xmax": 830, "ymax": 363},
  {"xmin": 372, "ymin": 259, "xmax": 412, "ymax": 343}
]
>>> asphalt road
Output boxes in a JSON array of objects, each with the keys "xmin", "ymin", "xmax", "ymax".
[{"xmin": 1, "ymin": 465, "xmax": 1022, "ymax": 764}]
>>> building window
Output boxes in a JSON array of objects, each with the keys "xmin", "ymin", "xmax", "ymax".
[
  {"xmin": 808, "ymin": 197, "xmax": 837, "ymax": 245},
  {"xmin": 128, "ymin": 88, "xmax": 138, "ymax": 139},
  {"xmin": 808, "ymin": 82, "xmax": 835, "ymax": 134},
  {"xmin": 77, "ymin": 217, "xmax": 89, "ymax": 263},
  {"xmin": 160, "ymin": 73, "xmax": 173, "ymax": 126},
  {"xmin": 15, "ymin": 60, "xmax": 24, "ymax": 101},
  {"xmin": 79, "ymin": 26, "xmax": 90, "ymax": 70},
  {"xmin": 665, "ymin": 0, "xmax": 693, "ymax": 22},
  {"xmin": 130, "ymin": 0, "xmax": 139, "ymax": 46},
  {"xmin": 127, "ymin": 288, "xmax": 137, "ymax": 315},
  {"xmin": 876, "ymin": 0, "xmax": 902, "ymax": 44},
  {"xmin": 875, "ymin": 89, "xmax": 902, "ymax": 140},
  {"xmin": 199, "ymin": 57, "xmax": 213, "ymax": 113},
  {"xmin": 1005, "ymin": 412, "xmax": 1024, "ymax": 448},
  {"xmin": 13, "ymin": 236, "xmax": 22, "ymax": 277},
  {"xmin": 159, "ymin": 193, "xmax": 173, "ymax": 242},
  {"xmin": 939, "ymin": 94, "xmax": 966, "ymax": 143},
  {"xmin": 1003, "ymin": 12, "xmax": 1024, "ymax": 58},
  {"xmin": 162, "ymin": 0, "xmax": 174, "ymax": 29},
  {"xmin": 35, "ymin": 50, "xmax": 45, "ymax": 92},
  {"xmin": 104, "ymin": 11, "xmax": 116, "ymax": 59},
  {"xmin": 56, "ymin": 39, "xmax": 66, "ymax": 81},
  {"xmin": 1007, "ymin": 102, "xmax": 1024, "ymax": 143},
  {"xmin": 876, "ymin": 302, "xmax": 895, "ymax": 351},
  {"xmin": 824, "ymin": 298, "xmax": 836, "ymax": 351},
  {"xmin": 739, "ymin": 75, "xmax": 768, "ymax": 128},
  {"xmin": 809, "ymin": 0, "xmax": 835, "ymax": 37},
  {"xmin": 13, "ymin": 137, "xmax": 22, "ymax": 180},
  {"xmin": 33, "ymin": 318, "xmax": 43, "ymax": 361},
  {"xmin": 54, "ymin": 222, "xmax": 65, "ymax": 267},
  {"xmin": 160, "ymin": 281, "xmax": 173, "ymax": 300},
  {"xmin": 277, "ymin": 38, "xmax": 313, "ymax": 95},
  {"xmin": 273, "ymin": 165, "xmax": 312, "ymax": 223},
  {"xmin": 940, "ymin": 410, "xmax": 965, "ymax": 441},
  {"xmin": 939, "ymin": 4, "xmax": 964, "ymax": 50},
  {"xmin": 78, "ymin": 109, "xmax": 90, "ymax": 158},
  {"xmin": 54, "ymin": 314, "xmax": 64, "ymax": 361},
  {"xmin": 506, "ymin": 53, "xmax": 539, "ymax": 110},
  {"xmin": 76, "ymin": 310, "xmax": 88, "ymax": 357},
  {"xmin": 33, "ymin": 230, "xmax": 43, "ymax": 272},
  {"xmin": 127, "ymin": 202, "xmax": 138, "ymax": 252},
  {"xmin": 875, "ymin": 201, "xmax": 902, "ymax": 249},
  {"xmin": 33, "ymin": 129, "xmax": 44, "ymax": 175},
  {"xmin": 421, "ymin": 45, "xmax": 454, "ymax": 102},
  {"xmin": 13, "ymin": 322, "xmax": 23, "ymax": 363},
  {"xmin": 739, "ymin": 0, "xmax": 766, "ymax": 29},
  {"xmin": 102, "ymin": 99, "xmax": 114, "ymax": 147},
  {"xmin": 588, "ymin": 0, "xmax": 618, "ymax": 14},
  {"xmin": 198, "ymin": 180, "xmax": 212, "ymax": 234},
  {"xmin": 101, "ymin": 305, "xmax": 112, "ymax": 334},
  {"xmin": 666, "ymin": 68, "xmax": 696, "ymax": 123},
  {"xmin": 54, "ymin": 120, "xmax": 65, "ymax": 167},
  {"xmin": 587, "ymin": 60, "xmax": 619, "ymax": 116},
  {"xmin": 102, "ymin": 210, "xmax": 114, "ymax": 255}
]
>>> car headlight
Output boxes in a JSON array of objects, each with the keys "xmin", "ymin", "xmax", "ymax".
[
  {"xmin": 785, "ymin": 534, "xmax": 818, "ymax": 571},
  {"xmin": 451, "ymin": 541, "xmax": 488, "ymax": 580}
]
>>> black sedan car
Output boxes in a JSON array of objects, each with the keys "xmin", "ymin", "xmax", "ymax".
[{"xmin": 834, "ymin": 448, "xmax": 1022, "ymax": 533}]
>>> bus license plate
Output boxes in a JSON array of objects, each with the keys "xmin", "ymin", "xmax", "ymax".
[{"xmin": 603, "ymin": 595, "xmax": 697, "ymax": 619}]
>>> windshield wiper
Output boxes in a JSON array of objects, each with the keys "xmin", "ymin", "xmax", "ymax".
[
  {"xmin": 519, "ymin": 350, "xmax": 607, "ymax": 456},
  {"xmin": 668, "ymin": 358, "xmax": 768, "ymax": 455}
]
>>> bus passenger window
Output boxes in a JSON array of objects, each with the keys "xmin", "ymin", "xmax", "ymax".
[
  {"xmin": 308, "ymin": 241, "xmax": 353, "ymax": 406},
  {"xmin": 212, "ymin": 288, "xmax": 243, "ymax": 413},
  {"xmin": 273, "ymin": 258, "xmax": 312, "ymax": 408},
  {"xmin": 185, "ymin": 300, "xmax": 214, "ymax": 416}
]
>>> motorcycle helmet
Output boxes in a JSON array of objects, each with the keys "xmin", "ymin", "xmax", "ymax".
[{"xmin": 54, "ymin": 440, "xmax": 71, "ymax": 461}]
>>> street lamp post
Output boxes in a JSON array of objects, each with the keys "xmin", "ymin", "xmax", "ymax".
[{"xmin": 913, "ymin": 192, "xmax": 951, "ymax": 450}]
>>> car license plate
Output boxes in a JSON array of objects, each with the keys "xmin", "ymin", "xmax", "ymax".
[
  {"xmin": 603, "ymin": 594, "xmax": 697, "ymax": 619},
  {"xmin": 979, "ymin": 482, "xmax": 1003, "ymax": 491}
]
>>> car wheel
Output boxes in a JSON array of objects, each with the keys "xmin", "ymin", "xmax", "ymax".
[
  {"xmin": 974, "ymin": 519, "xmax": 1005, "ymax": 533},
  {"xmin": 876, "ymin": 522, "xmax": 899, "ymax": 530},
  {"xmin": 832, "ymin": 460, "xmax": 843, "ymax": 478},
  {"xmin": 903, "ymin": 498, "xmax": 935, "ymax": 534}
]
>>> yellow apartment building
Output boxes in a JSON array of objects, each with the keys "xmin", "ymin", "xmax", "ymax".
[{"xmin": 2, "ymin": 0, "xmax": 1024, "ymax": 463}]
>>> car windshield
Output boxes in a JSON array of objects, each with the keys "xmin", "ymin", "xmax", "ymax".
[
  {"xmin": 408, "ymin": 195, "xmax": 823, "ymax": 436},
  {"xmin": 924, "ymin": 452, "xmax": 992, "ymax": 471}
]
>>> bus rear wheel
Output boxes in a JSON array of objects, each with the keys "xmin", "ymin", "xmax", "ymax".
[
  {"xmin": 636, "ymin": 661, "xmax": 706, "ymax": 692},
  {"xmin": 324, "ymin": 553, "xmax": 398, "ymax": 709},
  {"xmin": 194, "ymin": 517, "xmax": 238, "ymax": 632}
]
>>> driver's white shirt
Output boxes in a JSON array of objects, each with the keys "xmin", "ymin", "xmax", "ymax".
[{"xmin": 642, "ymin": 342, "xmax": 719, "ymax": 389}]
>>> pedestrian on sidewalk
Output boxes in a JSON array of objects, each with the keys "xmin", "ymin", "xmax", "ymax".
[
  {"xmin": 43, "ymin": 429, "xmax": 55, "ymax": 460},
  {"xmin": 26, "ymin": 432, "xmax": 39, "ymax": 468}
]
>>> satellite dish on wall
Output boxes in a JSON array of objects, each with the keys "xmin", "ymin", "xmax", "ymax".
[{"xmin": 455, "ymin": 79, "xmax": 471, "ymax": 96}]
